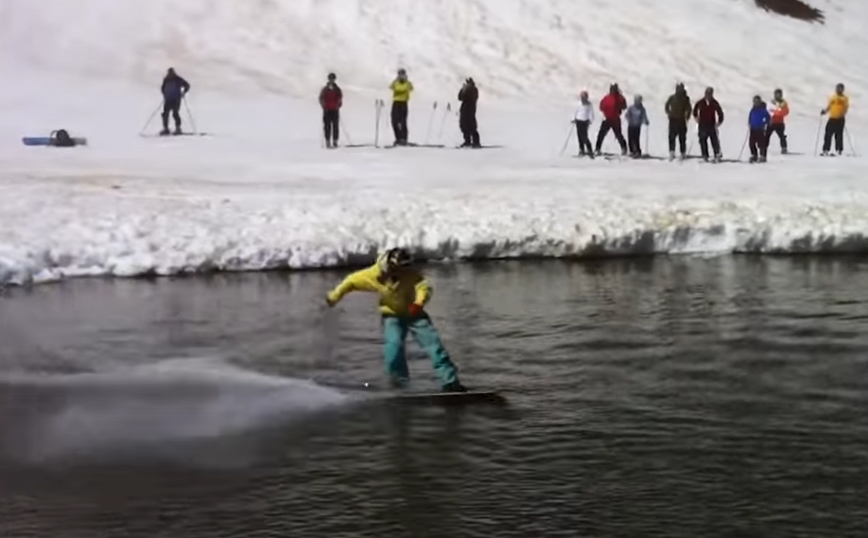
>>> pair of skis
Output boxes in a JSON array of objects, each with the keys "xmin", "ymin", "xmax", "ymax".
[{"xmin": 372, "ymin": 99, "xmax": 452, "ymax": 148}]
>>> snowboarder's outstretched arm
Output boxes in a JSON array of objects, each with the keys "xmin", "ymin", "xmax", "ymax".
[{"xmin": 326, "ymin": 267, "xmax": 378, "ymax": 306}]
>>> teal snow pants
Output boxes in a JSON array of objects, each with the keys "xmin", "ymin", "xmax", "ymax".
[{"xmin": 382, "ymin": 315, "xmax": 459, "ymax": 387}]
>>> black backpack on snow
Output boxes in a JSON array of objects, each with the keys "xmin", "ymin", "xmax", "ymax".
[{"xmin": 51, "ymin": 129, "xmax": 76, "ymax": 147}]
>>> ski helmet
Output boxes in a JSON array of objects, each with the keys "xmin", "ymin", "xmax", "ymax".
[{"xmin": 380, "ymin": 248, "xmax": 413, "ymax": 272}]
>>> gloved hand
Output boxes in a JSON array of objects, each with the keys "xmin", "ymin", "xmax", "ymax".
[
  {"xmin": 325, "ymin": 294, "xmax": 336, "ymax": 307},
  {"xmin": 407, "ymin": 303, "xmax": 423, "ymax": 317}
]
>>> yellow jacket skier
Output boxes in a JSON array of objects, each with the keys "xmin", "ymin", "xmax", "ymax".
[
  {"xmin": 821, "ymin": 83, "xmax": 849, "ymax": 155},
  {"xmin": 389, "ymin": 68, "xmax": 414, "ymax": 146},
  {"xmin": 326, "ymin": 248, "xmax": 466, "ymax": 392}
]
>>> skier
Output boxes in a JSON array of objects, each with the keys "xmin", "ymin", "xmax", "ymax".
[
  {"xmin": 573, "ymin": 90, "xmax": 595, "ymax": 157},
  {"xmin": 747, "ymin": 95, "xmax": 771, "ymax": 163},
  {"xmin": 665, "ymin": 82, "xmax": 692, "ymax": 160},
  {"xmin": 766, "ymin": 88, "xmax": 789, "ymax": 154},
  {"xmin": 595, "ymin": 83, "xmax": 628, "ymax": 156},
  {"xmin": 458, "ymin": 78, "xmax": 480, "ymax": 148},
  {"xmin": 692, "ymin": 86, "xmax": 725, "ymax": 161},
  {"xmin": 625, "ymin": 95, "xmax": 650, "ymax": 158},
  {"xmin": 821, "ymin": 83, "xmax": 849, "ymax": 156},
  {"xmin": 389, "ymin": 68, "xmax": 414, "ymax": 146},
  {"xmin": 319, "ymin": 73, "xmax": 343, "ymax": 148},
  {"xmin": 325, "ymin": 248, "xmax": 467, "ymax": 393},
  {"xmin": 160, "ymin": 68, "xmax": 190, "ymax": 136}
]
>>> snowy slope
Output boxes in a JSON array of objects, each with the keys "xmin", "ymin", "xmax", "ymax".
[
  {"xmin": 1, "ymin": 0, "xmax": 867, "ymax": 286},
  {"xmin": 1, "ymin": 0, "xmax": 865, "ymax": 108}
]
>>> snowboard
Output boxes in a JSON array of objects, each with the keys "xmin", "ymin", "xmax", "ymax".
[
  {"xmin": 22, "ymin": 136, "xmax": 87, "ymax": 146},
  {"xmin": 383, "ymin": 390, "xmax": 506, "ymax": 406}
]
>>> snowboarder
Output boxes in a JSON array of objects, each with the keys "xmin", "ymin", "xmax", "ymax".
[
  {"xmin": 458, "ymin": 78, "xmax": 480, "ymax": 147},
  {"xmin": 390, "ymin": 68, "xmax": 414, "ymax": 146},
  {"xmin": 665, "ymin": 82, "xmax": 692, "ymax": 160},
  {"xmin": 748, "ymin": 95, "xmax": 771, "ymax": 163},
  {"xmin": 319, "ymin": 73, "xmax": 343, "ymax": 148},
  {"xmin": 821, "ymin": 83, "xmax": 849, "ymax": 156},
  {"xmin": 692, "ymin": 86, "xmax": 724, "ymax": 161},
  {"xmin": 573, "ymin": 90, "xmax": 595, "ymax": 157},
  {"xmin": 160, "ymin": 68, "xmax": 190, "ymax": 136},
  {"xmin": 325, "ymin": 248, "xmax": 467, "ymax": 393},
  {"xmin": 766, "ymin": 88, "xmax": 789, "ymax": 154},
  {"xmin": 595, "ymin": 83, "xmax": 628, "ymax": 156},
  {"xmin": 625, "ymin": 95, "xmax": 650, "ymax": 158}
]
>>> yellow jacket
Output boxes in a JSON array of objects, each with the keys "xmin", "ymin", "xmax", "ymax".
[
  {"xmin": 826, "ymin": 94, "xmax": 849, "ymax": 119},
  {"xmin": 390, "ymin": 80, "xmax": 414, "ymax": 102},
  {"xmin": 326, "ymin": 257, "xmax": 431, "ymax": 316}
]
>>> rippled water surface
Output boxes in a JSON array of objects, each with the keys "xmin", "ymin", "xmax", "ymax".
[{"xmin": 2, "ymin": 257, "xmax": 868, "ymax": 537}]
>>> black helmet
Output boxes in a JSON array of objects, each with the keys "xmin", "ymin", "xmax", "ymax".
[
  {"xmin": 380, "ymin": 248, "xmax": 412, "ymax": 272},
  {"xmin": 327, "ymin": 72, "xmax": 336, "ymax": 80}
]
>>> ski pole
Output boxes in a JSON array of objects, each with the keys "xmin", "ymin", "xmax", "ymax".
[
  {"xmin": 436, "ymin": 102, "xmax": 452, "ymax": 143},
  {"xmin": 374, "ymin": 99, "xmax": 381, "ymax": 148},
  {"xmin": 424, "ymin": 101, "xmax": 438, "ymax": 145},
  {"xmin": 559, "ymin": 122, "xmax": 574, "ymax": 155},
  {"xmin": 814, "ymin": 116, "xmax": 823, "ymax": 156},
  {"xmin": 340, "ymin": 117, "xmax": 353, "ymax": 146},
  {"xmin": 183, "ymin": 96, "xmax": 197, "ymax": 134},
  {"xmin": 737, "ymin": 128, "xmax": 749, "ymax": 161},
  {"xmin": 844, "ymin": 125, "xmax": 858, "ymax": 156},
  {"xmin": 644, "ymin": 126, "xmax": 650, "ymax": 157},
  {"xmin": 139, "ymin": 101, "xmax": 162, "ymax": 136}
]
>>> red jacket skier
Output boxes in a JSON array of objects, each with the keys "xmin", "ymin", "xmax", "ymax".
[
  {"xmin": 319, "ymin": 73, "xmax": 343, "ymax": 148},
  {"xmin": 594, "ymin": 83, "xmax": 628, "ymax": 155},
  {"xmin": 691, "ymin": 86, "xmax": 724, "ymax": 161}
]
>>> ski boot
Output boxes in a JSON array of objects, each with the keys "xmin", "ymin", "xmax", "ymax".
[
  {"xmin": 441, "ymin": 381, "xmax": 468, "ymax": 393},
  {"xmin": 781, "ymin": 147, "xmax": 788, "ymax": 155},
  {"xmin": 159, "ymin": 128, "xmax": 170, "ymax": 136},
  {"xmin": 173, "ymin": 126, "xmax": 183, "ymax": 136},
  {"xmin": 669, "ymin": 151, "xmax": 676, "ymax": 161},
  {"xmin": 714, "ymin": 153, "xmax": 723, "ymax": 163},
  {"xmin": 749, "ymin": 155, "xmax": 758, "ymax": 163},
  {"xmin": 389, "ymin": 376, "xmax": 409, "ymax": 390},
  {"xmin": 759, "ymin": 155, "xmax": 767, "ymax": 163}
]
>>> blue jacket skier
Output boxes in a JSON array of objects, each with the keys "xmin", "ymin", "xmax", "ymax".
[
  {"xmin": 160, "ymin": 68, "xmax": 190, "ymax": 135},
  {"xmin": 325, "ymin": 248, "xmax": 467, "ymax": 392},
  {"xmin": 747, "ymin": 95, "xmax": 771, "ymax": 162},
  {"xmin": 625, "ymin": 95, "xmax": 649, "ymax": 157}
]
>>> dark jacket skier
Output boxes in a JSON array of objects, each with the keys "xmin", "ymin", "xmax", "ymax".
[
  {"xmin": 692, "ymin": 87, "xmax": 724, "ymax": 160},
  {"xmin": 319, "ymin": 73, "xmax": 343, "ymax": 148},
  {"xmin": 160, "ymin": 68, "xmax": 190, "ymax": 135},
  {"xmin": 458, "ymin": 78, "xmax": 480, "ymax": 147},
  {"xmin": 665, "ymin": 82, "xmax": 691, "ymax": 158}
]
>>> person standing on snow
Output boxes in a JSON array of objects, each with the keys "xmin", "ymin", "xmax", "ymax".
[
  {"xmin": 390, "ymin": 68, "xmax": 414, "ymax": 146},
  {"xmin": 319, "ymin": 73, "xmax": 343, "ymax": 148},
  {"xmin": 692, "ymin": 86, "xmax": 724, "ymax": 161},
  {"xmin": 821, "ymin": 83, "xmax": 849, "ymax": 156},
  {"xmin": 748, "ymin": 95, "xmax": 771, "ymax": 163},
  {"xmin": 665, "ymin": 82, "xmax": 692, "ymax": 160},
  {"xmin": 766, "ymin": 88, "xmax": 789, "ymax": 154},
  {"xmin": 325, "ymin": 248, "xmax": 467, "ymax": 393},
  {"xmin": 458, "ymin": 78, "xmax": 480, "ymax": 148},
  {"xmin": 573, "ymin": 90, "xmax": 595, "ymax": 157},
  {"xmin": 595, "ymin": 83, "xmax": 628, "ymax": 156},
  {"xmin": 625, "ymin": 95, "xmax": 650, "ymax": 158},
  {"xmin": 160, "ymin": 68, "xmax": 190, "ymax": 136}
]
